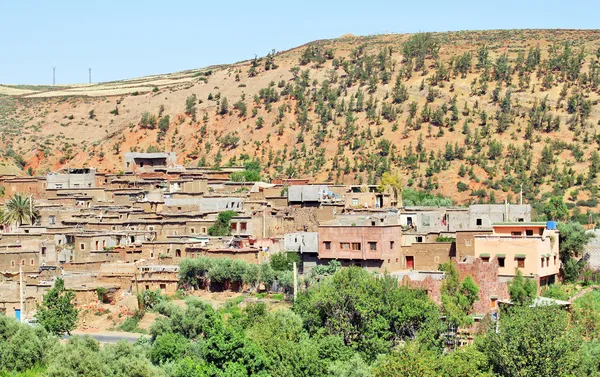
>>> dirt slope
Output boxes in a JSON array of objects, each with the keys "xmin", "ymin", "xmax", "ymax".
[{"xmin": 2, "ymin": 29, "xmax": 600, "ymax": 206}]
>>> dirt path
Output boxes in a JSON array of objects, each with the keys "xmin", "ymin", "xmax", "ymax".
[{"xmin": 569, "ymin": 285, "xmax": 600, "ymax": 302}]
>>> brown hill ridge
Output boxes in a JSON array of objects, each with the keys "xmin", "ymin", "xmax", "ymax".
[{"xmin": 1, "ymin": 29, "xmax": 600, "ymax": 206}]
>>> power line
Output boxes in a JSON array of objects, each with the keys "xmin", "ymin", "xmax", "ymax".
[
  {"xmin": 89, "ymin": 68, "xmax": 92, "ymax": 84},
  {"xmin": 52, "ymin": 67, "xmax": 56, "ymax": 86}
]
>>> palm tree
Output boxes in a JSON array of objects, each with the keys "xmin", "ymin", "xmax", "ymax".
[{"xmin": 4, "ymin": 193, "xmax": 38, "ymax": 227}]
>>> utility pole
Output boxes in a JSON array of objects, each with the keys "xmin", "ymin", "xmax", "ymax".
[
  {"xmin": 292, "ymin": 262, "xmax": 298, "ymax": 301},
  {"xmin": 520, "ymin": 183, "xmax": 523, "ymax": 205},
  {"xmin": 52, "ymin": 67, "xmax": 56, "ymax": 86},
  {"xmin": 89, "ymin": 68, "xmax": 92, "ymax": 84},
  {"xmin": 19, "ymin": 264, "xmax": 24, "ymax": 322}
]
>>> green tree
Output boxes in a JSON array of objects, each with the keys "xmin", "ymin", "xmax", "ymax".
[
  {"xmin": 46, "ymin": 336, "xmax": 104, "ymax": 377},
  {"xmin": 185, "ymin": 94, "xmax": 197, "ymax": 118},
  {"xmin": 440, "ymin": 262, "xmax": 480, "ymax": 329},
  {"xmin": 508, "ymin": 270, "xmax": 537, "ymax": 306},
  {"xmin": 219, "ymin": 97, "xmax": 229, "ymax": 115},
  {"xmin": 4, "ymin": 193, "xmax": 38, "ymax": 227},
  {"xmin": 378, "ymin": 172, "xmax": 403, "ymax": 206},
  {"xmin": 293, "ymin": 267, "xmax": 442, "ymax": 360},
  {"xmin": 0, "ymin": 315, "xmax": 56, "ymax": 372},
  {"xmin": 149, "ymin": 333, "xmax": 189, "ymax": 365},
  {"xmin": 36, "ymin": 277, "xmax": 78, "ymax": 335},
  {"xmin": 543, "ymin": 196, "xmax": 569, "ymax": 221},
  {"xmin": 207, "ymin": 211, "xmax": 238, "ymax": 236},
  {"xmin": 478, "ymin": 305, "xmax": 582, "ymax": 377},
  {"xmin": 270, "ymin": 251, "xmax": 300, "ymax": 271}
]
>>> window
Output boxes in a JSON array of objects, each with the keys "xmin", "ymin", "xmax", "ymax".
[
  {"xmin": 511, "ymin": 232, "xmax": 522, "ymax": 236},
  {"xmin": 352, "ymin": 198, "xmax": 359, "ymax": 206},
  {"xmin": 80, "ymin": 243, "xmax": 85, "ymax": 250},
  {"xmin": 546, "ymin": 257, "xmax": 550, "ymax": 267},
  {"xmin": 231, "ymin": 223, "xmax": 238, "ymax": 231},
  {"xmin": 554, "ymin": 256, "xmax": 557, "ymax": 265},
  {"xmin": 476, "ymin": 219, "xmax": 482, "ymax": 226},
  {"xmin": 41, "ymin": 247, "xmax": 47, "ymax": 256},
  {"xmin": 526, "ymin": 230, "xmax": 534, "ymax": 236},
  {"xmin": 175, "ymin": 249, "xmax": 182, "ymax": 257},
  {"xmin": 240, "ymin": 222, "xmax": 247, "ymax": 231},
  {"xmin": 465, "ymin": 239, "xmax": 472, "ymax": 247},
  {"xmin": 395, "ymin": 258, "xmax": 398, "ymax": 262},
  {"xmin": 517, "ymin": 218, "xmax": 524, "ymax": 222},
  {"xmin": 517, "ymin": 258, "xmax": 525, "ymax": 268},
  {"xmin": 21, "ymin": 260, "xmax": 25, "ymax": 266},
  {"xmin": 541, "ymin": 258, "xmax": 544, "ymax": 268},
  {"xmin": 201, "ymin": 227, "xmax": 206, "ymax": 233},
  {"xmin": 422, "ymin": 215, "xmax": 431, "ymax": 226},
  {"xmin": 150, "ymin": 252, "xmax": 154, "ymax": 258},
  {"xmin": 30, "ymin": 259, "xmax": 34, "ymax": 266},
  {"xmin": 160, "ymin": 284, "xmax": 167, "ymax": 292},
  {"xmin": 55, "ymin": 184, "xmax": 63, "ymax": 189},
  {"xmin": 11, "ymin": 260, "xmax": 15, "ymax": 267},
  {"xmin": 190, "ymin": 228, "xmax": 195, "ymax": 234},
  {"xmin": 369, "ymin": 242, "xmax": 377, "ymax": 251},
  {"xmin": 49, "ymin": 216, "xmax": 55, "ymax": 225},
  {"xmin": 390, "ymin": 241, "xmax": 395, "ymax": 250},
  {"xmin": 324, "ymin": 241, "xmax": 331, "ymax": 250},
  {"xmin": 498, "ymin": 257, "xmax": 505, "ymax": 267},
  {"xmin": 416, "ymin": 236, "xmax": 423, "ymax": 243},
  {"xmin": 351, "ymin": 242, "xmax": 361, "ymax": 251},
  {"xmin": 340, "ymin": 242, "xmax": 350, "ymax": 250},
  {"xmin": 481, "ymin": 257, "xmax": 490, "ymax": 263}
]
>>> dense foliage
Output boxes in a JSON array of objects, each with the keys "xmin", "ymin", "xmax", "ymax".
[
  {"xmin": 35, "ymin": 277, "xmax": 78, "ymax": 336},
  {"xmin": 2, "ymin": 267, "xmax": 600, "ymax": 376},
  {"xmin": 207, "ymin": 211, "xmax": 238, "ymax": 237}
]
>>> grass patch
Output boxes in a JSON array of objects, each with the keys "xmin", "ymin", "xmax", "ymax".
[{"xmin": 270, "ymin": 293, "xmax": 284, "ymax": 301}]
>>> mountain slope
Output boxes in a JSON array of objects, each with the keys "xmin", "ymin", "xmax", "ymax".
[{"xmin": 2, "ymin": 29, "xmax": 600, "ymax": 207}]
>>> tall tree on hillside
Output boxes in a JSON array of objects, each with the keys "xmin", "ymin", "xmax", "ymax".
[{"xmin": 3, "ymin": 193, "xmax": 38, "ymax": 228}]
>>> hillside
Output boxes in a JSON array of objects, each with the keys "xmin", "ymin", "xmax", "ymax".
[{"xmin": 2, "ymin": 29, "xmax": 600, "ymax": 208}]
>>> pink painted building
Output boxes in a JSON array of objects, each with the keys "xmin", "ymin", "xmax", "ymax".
[
  {"xmin": 474, "ymin": 222, "xmax": 560, "ymax": 286},
  {"xmin": 317, "ymin": 224, "xmax": 402, "ymax": 271}
]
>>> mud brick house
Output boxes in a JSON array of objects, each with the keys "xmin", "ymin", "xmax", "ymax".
[
  {"xmin": 474, "ymin": 222, "xmax": 560, "ymax": 286},
  {"xmin": 401, "ymin": 241, "xmax": 455, "ymax": 271},
  {"xmin": 318, "ymin": 223, "xmax": 403, "ymax": 271},
  {"xmin": 0, "ymin": 176, "xmax": 47, "ymax": 199},
  {"xmin": 184, "ymin": 245, "xmax": 263, "ymax": 264},
  {"xmin": 136, "ymin": 265, "xmax": 179, "ymax": 294}
]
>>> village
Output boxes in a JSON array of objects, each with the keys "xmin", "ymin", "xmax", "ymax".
[{"xmin": 0, "ymin": 150, "xmax": 590, "ymax": 334}]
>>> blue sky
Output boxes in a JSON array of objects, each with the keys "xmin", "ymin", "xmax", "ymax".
[{"xmin": 1, "ymin": 0, "xmax": 597, "ymax": 85}]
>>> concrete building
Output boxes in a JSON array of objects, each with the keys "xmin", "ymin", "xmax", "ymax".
[
  {"xmin": 583, "ymin": 229, "xmax": 600, "ymax": 270},
  {"xmin": 124, "ymin": 152, "xmax": 178, "ymax": 173},
  {"xmin": 47, "ymin": 168, "xmax": 96, "ymax": 189},
  {"xmin": 288, "ymin": 185, "xmax": 343, "ymax": 206},
  {"xmin": 473, "ymin": 222, "xmax": 560, "ymax": 286},
  {"xmin": 468, "ymin": 204, "xmax": 531, "ymax": 229}
]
